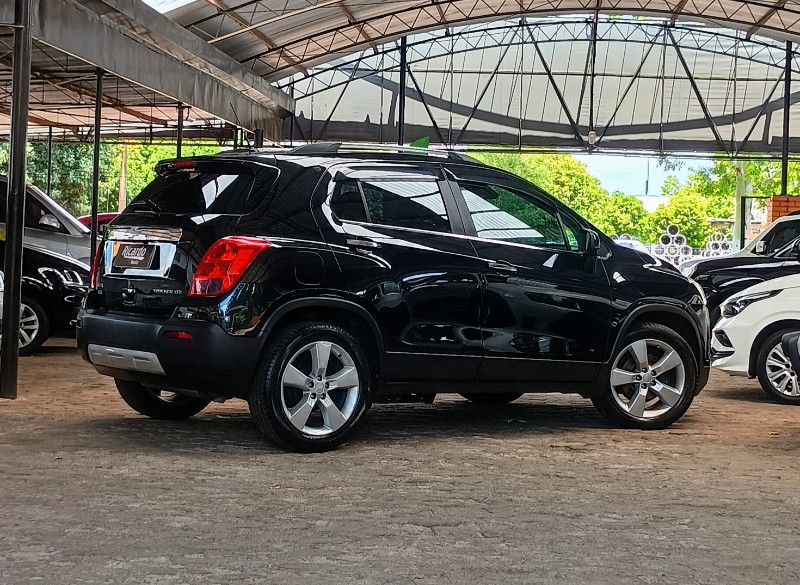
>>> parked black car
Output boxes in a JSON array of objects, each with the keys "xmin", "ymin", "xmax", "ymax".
[
  {"xmin": 78, "ymin": 144, "xmax": 710, "ymax": 452},
  {"xmin": 0, "ymin": 242, "xmax": 89, "ymax": 354},
  {"xmin": 681, "ymin": 236, "xmax": 800, "ymax": 323}
]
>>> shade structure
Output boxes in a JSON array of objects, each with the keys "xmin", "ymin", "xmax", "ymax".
[
  {"xmin": 163, "ymin": 0, "xmax": 800, "ymax": 82},
  {"xmin": 279, "ymin": 17, "xmax": 800, "ymax": 155}
]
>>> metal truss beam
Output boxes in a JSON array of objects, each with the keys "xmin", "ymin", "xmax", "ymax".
[
  {"xmin": 668, "ymin": 27, "xmax": 730, "ymax": 155},
  {"xmin": 219, "ymin": 1, "xmax": 800, "ymax": 81},
  {"xmin": 526, "ymin": 24, "xmax": 584, "ymax": 146},
  {"xmin": 282, "ymin": 20, "xmax": 800, "ymax": 101},
  {"xmin": 746, "ymin": 0, "xmax": 788, "ymax": 39}
]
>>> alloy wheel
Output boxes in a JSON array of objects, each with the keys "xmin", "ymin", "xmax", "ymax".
[
  {"xmin": 610, "ymin": 338, "xmax": 687, "ymax": 419},
  {"xmin": 18, "ymin": 303, "xmax": 40, "ymax": 349},
  {"xmin": 280, "ymin": 341, "xmax": 361, "ymax": 437},
  {"xmin": 764, "ymin": 342, "xmax": 800, "ymax": 397}
]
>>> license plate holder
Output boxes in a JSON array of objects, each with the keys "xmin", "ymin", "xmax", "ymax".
[{"xmin": 112, "ymin": 243, "xmax": 156, "ymax": 269}]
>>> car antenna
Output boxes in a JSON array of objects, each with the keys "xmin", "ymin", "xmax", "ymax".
[{"xmin": 229, "ymin": 102, "xmax": 253, "ymax": 150}]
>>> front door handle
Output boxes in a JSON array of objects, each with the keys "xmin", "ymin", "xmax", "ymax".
[
  {"xmin": 346, "ymin": 237, "xmax": 381, "ymax": 249},
  {"xmin": 486, "ymin": 260, "xmax": 517, "ymax": 273}
]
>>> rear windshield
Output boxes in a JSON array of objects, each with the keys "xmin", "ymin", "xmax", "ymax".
[{"xmin": 129, "ymin": 162, "xmax": 257, "ymax": 214}]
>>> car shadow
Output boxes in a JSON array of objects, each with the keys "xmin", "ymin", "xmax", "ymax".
[
  {"xmin": 27, "ymin": 345, "xmax": 79, "ymax": 356},
  {"xmin": 79, "ymin": 397, "xmax": 613, "ymax": 454},
  {"xmin": 712, "ymin": 385, "xmax": 772, "ymax": 404}
]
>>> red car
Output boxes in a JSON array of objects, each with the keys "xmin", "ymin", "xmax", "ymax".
[{"xmin": 77, "ymin": 212, "xmax": 119, "ymax": 234}]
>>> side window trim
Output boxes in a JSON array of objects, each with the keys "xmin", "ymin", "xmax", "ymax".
[
  {"xmin": 448, "ymin": 176, "xmax": 579, "ymax": 252},
  {"xmin": 329, "ymin": 173, "xmax": 459, "ymax": 235}
]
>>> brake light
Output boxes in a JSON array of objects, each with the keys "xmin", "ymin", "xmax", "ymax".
[
  {"xmin": 90, "ymin": 245, "xmax": 102, "ymax": 288},
  {"xmin": 188, "ymin": 236, "xmax": 271, "ymax": 297},
  {"xmin": 163, "ymin": 330, "xmax": 193, "ymax": 340}
]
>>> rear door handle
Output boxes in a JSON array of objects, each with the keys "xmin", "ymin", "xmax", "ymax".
[
  {"xmin": 346, "ymin": 237, "xmax": 381, "ymax": 249},
  {"xmin": 486, "ymin": 260, "xmax": 517, "ymax": 273}
]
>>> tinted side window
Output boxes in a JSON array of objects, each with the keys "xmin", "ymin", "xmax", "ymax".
[
  {"xmin": 459, "ymin": 182, "xmax": 566, "ymax": 248},
  {"xmin": 0, "ymin": 182, "xmax": 59, "ymax": 230},
  {"xmin": 768, "ymin": 223, "xmax": 800, "ymax": 253},
  {"xmin": 331, "ymin": 178, "xmax": 451, "ymax": 233},
  {"xmin": 330, "ymin": 181, "xmax": 368, "ymax": 222},
  {"xmin": 25, "ymin": 196, "xmax": 62, "ymax": 231}
]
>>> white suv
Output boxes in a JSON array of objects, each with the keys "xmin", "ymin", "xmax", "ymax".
[
  {"xmin": 711, "ymin": 273, "xmax": 800, "ymax": 403},
  {"xmin": 681, "ymin": 213, "xmax": 800, "ymax": 275}
]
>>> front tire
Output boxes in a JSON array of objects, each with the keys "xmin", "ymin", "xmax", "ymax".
[
  {"xmin": 756, "ymin": 330, "xmax": 800, "ymax": 404},
  {"xmin": 18, "ymin": 296, "xmax": 50, "ymax": 356},
  {"xmin": 249, "ymin": 321, "xmax": 370, "ymax": 453},
  {"xmin": 115, "ymin": 379, "xmax": 210, "ymax": 419},
  {"xmin": 459, "ymin": 393, "xmax": 522, "ymax": 406},
  {"xmin": 592, "ymin": 323, "xmax": 697, "ymax": 429}
]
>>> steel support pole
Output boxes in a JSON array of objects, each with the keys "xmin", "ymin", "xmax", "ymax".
[
  {"xmin": 588, "ymin": 12, "xmax": 598, "ymax": 149},
  {"xmin": 176, "ymin": 103, "xmax": 184, "ymax": 158},
  {"xmin": 90, "ymin": 69, "xmax": 103, "ymax": 270},
  {"xmin": 46, "ymin": 126, "xmax": 53, "ymax": 196},
  {"xmin": 781, "ymin": 41, "xmax": 792, "ymax": 197},
  {"xmin": 398, "ymin": 36, "xmax": 407, "ymax": 145},
  {"xmin": 1, "ymin": 0, "xmax": 32, "ymax": 399}
]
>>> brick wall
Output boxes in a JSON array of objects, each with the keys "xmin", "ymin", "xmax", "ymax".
[{"xmin": 766, "ymin": 196, "xmax": 800, "ymax": 223}]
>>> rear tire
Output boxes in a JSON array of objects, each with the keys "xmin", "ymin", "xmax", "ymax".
[
  {"xmin": 459, "ymin": 393, "xmax": 522, "ymax": 406},
  {"xmin": 756, "ymin": 330, "xmax": 800, "ymax": 404},
  {"xmin": 115, "ymin": 379, "xmax": 210, "ymax": 419},
  {"xmin": 248, "ymin": 321, "xmax": 370, "ymax": 453},
  {"xmin": 592, "ymin": 323, "xmax": 697, "ymax": 429}
]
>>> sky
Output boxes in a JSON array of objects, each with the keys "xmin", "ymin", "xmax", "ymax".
[
  {"xmin": 143, "ymin": 0, "xmax": 194, "ymax": 11},
  {"xmin": 575, "ymin": 154, "xmax": 709, "ymax": 197}
]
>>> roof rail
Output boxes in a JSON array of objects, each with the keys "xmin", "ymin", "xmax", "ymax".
[{"xmin": 288, "ymin": 142, "xmax": 480, "ymax": 163}]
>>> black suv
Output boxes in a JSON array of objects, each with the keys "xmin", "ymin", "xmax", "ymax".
[{"xmin": 78, "ymin": 144, "xmax": 710, "ymax": 452}]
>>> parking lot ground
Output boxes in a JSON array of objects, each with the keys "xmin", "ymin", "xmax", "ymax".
[{"xmin": 2, "ymin": 338, "xmax": 800, "ymax": 585}]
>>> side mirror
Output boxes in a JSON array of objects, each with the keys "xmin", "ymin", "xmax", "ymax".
[
  {"xmin": 755, "ymin": 241, "xmax": 767, "ymax": 254},
  {"xmin": 38, "ymin": 213, "xmax": 61, "ymax": 232},
  {"xmin": 582, "ymin": 229, "xmax": 601, "ymax": 257}
]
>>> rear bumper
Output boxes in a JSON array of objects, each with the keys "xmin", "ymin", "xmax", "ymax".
[{"xmin": 77, "ymin": 311, "xmax": 264, "ymax": 398}]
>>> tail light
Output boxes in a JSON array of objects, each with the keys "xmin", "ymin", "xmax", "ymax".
[
  {"xmin": 189, "ymin": 236, "xmax": 271, "ymax": 297},
  {"xmin": 90, "ymin": 245, "xmax": 102, "ymax": 288}
]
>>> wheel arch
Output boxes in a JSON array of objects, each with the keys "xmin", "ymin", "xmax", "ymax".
[
  {"xmin": 748, "ymin": 320, "xmax": 800, "ymax": 378},
  {"xmin": 19, "ymin": 282, "xmax": 54, "ymax": 322},
  {"xmin": 613, "ymin": 303, "xmax": 704, "ymax": 365},
  {"xmin": 260, "ymin": 296, "xmax": 385, "ymax": 384}
]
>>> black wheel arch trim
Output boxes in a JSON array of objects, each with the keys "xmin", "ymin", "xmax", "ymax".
[
  {"xmin": 259, "ymin": 295, "xmax": 385, "ymax": 373},
  {"xmin": 607, "ymin": 300, "xmax": 707, "ymax": 367}
]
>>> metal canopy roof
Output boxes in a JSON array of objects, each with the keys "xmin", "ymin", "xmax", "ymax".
[
  {"xmin": 280, "ymin": 17, "xmax": 800, "ymax": 154},
  {"xmin": 163, "ymin": 0, "xmax": 800, "ymax": 82},
  {"xmin": 0, "ymin": 0, "xmax": 294, "ymax": 139}
]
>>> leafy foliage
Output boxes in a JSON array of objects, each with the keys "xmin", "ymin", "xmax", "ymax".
[
  {"xmin": 643, "ymin": 191, "xmax": 712, "ymax": 247},
  {"xmin": 0, "ymin": 141, "xmax": 220, "ymax": 217},
  {"xmin": 123, "ymin": 142, "xmax": 220, "ymax": 199},
  {"xmin": 470, "ymin": 152, "xmax": 650, "ymax": 240}
]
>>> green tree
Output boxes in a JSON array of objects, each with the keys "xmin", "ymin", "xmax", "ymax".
[
  {"xmin": 644, "ymin": 190, "xmax": 711, "ymax": 247},
  {"xmin": 600, "ymin": 192, "xmax": 650, "ymax": 238},
  {"xmin": 123, "ymin": 142, "xmax": 220, "ymax": 201},
  {"xmin": 469, "ymin": 151, "xmax": 614, "ymax": 227},
  {"xmin": 25, "ymin": 143, "xmax": 121, "ymax": 216}
]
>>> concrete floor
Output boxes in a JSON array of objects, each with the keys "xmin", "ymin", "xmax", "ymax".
[{"xmin": 1, "ymin": 338, "xmax": 799, "ymax": 584}]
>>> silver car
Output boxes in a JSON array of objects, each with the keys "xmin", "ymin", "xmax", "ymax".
[{"xmin": 0, "ymin": 176, "xmax": 91, "ymax": 263}]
